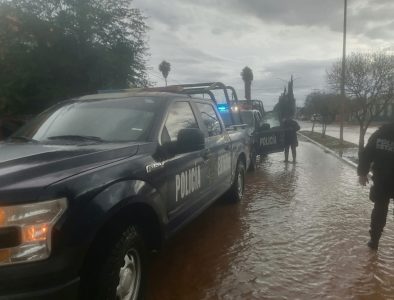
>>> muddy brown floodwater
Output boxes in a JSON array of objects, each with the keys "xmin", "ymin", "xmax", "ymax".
[{"xmin": 147, "ymin": 140, "xmax": 394, "ymax": 300}]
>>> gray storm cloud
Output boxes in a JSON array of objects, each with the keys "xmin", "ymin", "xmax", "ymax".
[{"xmin": 134, "ymin": 0, "xmax": 394, "ymax": 106}]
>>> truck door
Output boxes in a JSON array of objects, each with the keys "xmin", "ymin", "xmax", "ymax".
[
  {"xmin": 257, "ymin": 111, "xmax": 285, "ymax": 155},
  {"xmin": 159, "ymin": 101, "xmax": 209, "ymax": 232},
  {"xmin": 258, "ymin": 129, "xmax": 285, "ymax": 155},
  {"xmin": 194, "ymin": 102, "xmax": 232, "ymax": 200}
]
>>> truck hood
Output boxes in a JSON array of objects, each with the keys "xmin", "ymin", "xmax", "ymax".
[{"xmin": 0, "ymin": 142, "xmax": 140, "ymax": 201}]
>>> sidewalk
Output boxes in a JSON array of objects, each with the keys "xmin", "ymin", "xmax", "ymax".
[
  {"xmin": 298, "ymin": 131, "xmax": 359, "ymax": 168},
  {"xmin": 298, "ymin": 121, "xmax": 377, "ymax": 145}
]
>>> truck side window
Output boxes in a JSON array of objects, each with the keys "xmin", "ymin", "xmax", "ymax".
[
  {"xmin": 255, "ymin": 112, "xmax": 262, "ymax": 127},
  {"xmin": 162, "ymin": 101, "xmax": 198, "ymax": 142},
  {"xmin": 196, "ymin": 103, "xmax": 222, "ymax": 137}
]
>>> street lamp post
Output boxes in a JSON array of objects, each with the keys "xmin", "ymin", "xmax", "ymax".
[{"xmin": 340, "ymin": 0, "xmax": 347, "ymax": 147}]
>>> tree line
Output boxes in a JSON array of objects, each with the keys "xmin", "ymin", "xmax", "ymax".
[
  {"xmin": 0, "ymin": 0, "xmax": 149, "ymax": 116},
  {"xmin": 237, "ymin": 51, "xmax": 394, "ymax": 156},
  {"xmin": 304, "ymin": 51, "xmax": 394, "ymax": 154}
]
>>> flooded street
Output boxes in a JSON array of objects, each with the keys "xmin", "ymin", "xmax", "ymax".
[{"xmin": 147, "ymin": 139, "xmax": 394, "ymax": 300}]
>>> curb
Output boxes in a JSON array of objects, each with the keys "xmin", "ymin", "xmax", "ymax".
[{"xmin": 298, "ymin": 132, "xmax": 358, "ymax": 169}]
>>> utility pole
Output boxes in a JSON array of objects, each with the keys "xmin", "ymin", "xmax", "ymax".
[{"xmin": 340, "ymin": 0, "xmax": 347, "ymax": 147}]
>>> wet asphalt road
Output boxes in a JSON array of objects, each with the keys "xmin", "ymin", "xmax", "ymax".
[{"xmin": 147, "ymin": 139, "xmax": 394, "ymax": 300}]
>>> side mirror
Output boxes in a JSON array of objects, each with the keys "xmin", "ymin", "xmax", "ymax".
[{"xmin": 176, "ymin": 128, "xmax": 205, "ymax": 154}]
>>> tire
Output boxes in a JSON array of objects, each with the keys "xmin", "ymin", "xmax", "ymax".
[
  {"xmin": 227, "ymin": 159, "xmax": 245, "ymax": 203},
  {"xmin": 80, "ymin": 226, "xmax": 146, "ymax": 300}
]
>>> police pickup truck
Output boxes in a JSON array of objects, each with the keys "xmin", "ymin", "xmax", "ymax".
[
  {"xmin": 0, "ymin": 91, "xmax": 249, "ymax": 299},
  {"xmin": 172, "ymin": 82, "xmax": 275, "ymax": 171},
  {"xmin": 239, "ymin": 109, "xmax": 286, "ymax": 169}
]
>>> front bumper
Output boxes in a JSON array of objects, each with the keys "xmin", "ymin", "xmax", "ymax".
[
  {"xmin": 0, "ymin": 278, "xmax": 79, "ymax": 300},
  {"xmin": 0, "ymin": 247, "xmax": 85, "ymax": 300}
]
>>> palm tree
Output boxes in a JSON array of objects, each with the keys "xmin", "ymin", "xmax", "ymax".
[
  {"xmin": 241, "ymin": 66, "xmax": 253, "ymax": 100},
  {"xmin": 159, "ymin": 60, "xmax": 171, "ymax": 86}
]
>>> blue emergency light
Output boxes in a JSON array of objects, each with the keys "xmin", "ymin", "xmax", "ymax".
[{"xmin": 217, "ymin": 104, "xmax": 229, "ymax": 112}]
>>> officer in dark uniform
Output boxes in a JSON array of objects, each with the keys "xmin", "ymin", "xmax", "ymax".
[
  {"xmin": 357, "ymin": 122, "xmax": 394, "ymax": 250},
  {"xmin": 283, "ymin": 118, "xmax": 300, "ymax": 163}
]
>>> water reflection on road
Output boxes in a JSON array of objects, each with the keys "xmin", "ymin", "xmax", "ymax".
[{"xmin": 147, "ymin": 140, "xmax": 394, "ymax": 300}]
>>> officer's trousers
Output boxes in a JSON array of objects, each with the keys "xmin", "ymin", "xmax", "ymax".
[
  {"xmin": 284, "ymin": 144, "xmax": 296, "ymax": 162},
  {"xmin": 370, "ymin": 184, "xmax": 394, "ymax": 241}
]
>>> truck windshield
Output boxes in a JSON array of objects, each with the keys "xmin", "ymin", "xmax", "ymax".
[{"xmin": 12, "ymin": 97, "xmax": 162, "ymax": 143}]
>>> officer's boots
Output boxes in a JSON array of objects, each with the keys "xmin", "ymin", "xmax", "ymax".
[
  {"xmin": 367, "ymin": 239, "xmax": 379, "ymax": 250},
  {"xmin": 368, "ymin": 230, "xmax": 381, "ymax": 250}
]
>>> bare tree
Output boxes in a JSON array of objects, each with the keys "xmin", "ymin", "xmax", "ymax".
[
  {"xmin": 241, "ymin": 66, "xmax": 253, "ymax": 100},
  {"xmin": 159, "ymin": 60, "xmax": 171, "ymax": 86},
  {"xmin": 304, "ymin": 92, "xmax": 341, "ymax": 137},
  {"xmin": 327, "ymin": 51, "xmax": 394, "ymax": 154}
]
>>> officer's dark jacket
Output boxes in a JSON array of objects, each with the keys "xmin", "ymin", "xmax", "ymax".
[
  {"xmin": 358, "ymin": 122, "xmax": 394, "ymax": 187},
  {"xmin": 283, "ymin": 119, "xmax": 300, "ymax": 146}
]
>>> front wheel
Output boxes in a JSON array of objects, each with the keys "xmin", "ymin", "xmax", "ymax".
[
  {"xmin": 80, "ymin": 226, "xmax": 146, "ymax": 300},
  {"xmin": 226, "ymin": 159, "xmax": 245, "ymax": 203}
]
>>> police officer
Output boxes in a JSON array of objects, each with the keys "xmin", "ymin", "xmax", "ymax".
[
  {"xmin": 357, "ymin": 122, "xmax": 394, "ymax": 250},
  {"xmin": 283, "ymin": 118, "xmax": 300, "ymax": 163}
]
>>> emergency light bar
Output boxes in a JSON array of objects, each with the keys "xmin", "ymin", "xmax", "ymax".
[
  {"xmin": 217, "ymin": 104, "xmax": 239, "ymax": 112},
  {"xmin": 217, "ymin": 104, "xmax": 229, "ymax": 112}
]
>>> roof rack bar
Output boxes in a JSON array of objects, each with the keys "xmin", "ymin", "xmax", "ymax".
[
  {"xmin": 178, "ymin": 85, "xmax": 238, "ymax": 123},
  {"xmin": 97, "ymin": 82, "xmax": 242, "ymax": 125},
  {"xmin": 226, "ymin": 86, "xmax": 239, "ymax": 101},
  {"xmin": 179, "ymin": 89, "xmax": 217, "ymax": 101},
  {"xmin": 174, "ymin": 82, "xmax": 226, "ymax": 89},
  {"xmin": 176, "ymin": 82, "xmax": 240, "ymax": 124},
  {"xmin": 97, "ymin": 86, "xmax": 184, "ymax": 94}
]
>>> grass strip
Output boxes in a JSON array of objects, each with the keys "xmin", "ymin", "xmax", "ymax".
[{"xmin": 300, "ymin": 131, "xmax": 357, "ymax": 149}]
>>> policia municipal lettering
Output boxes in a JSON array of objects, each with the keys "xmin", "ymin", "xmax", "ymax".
[{"xmin": 357, "ymin": 122, "xmax": 394, "ymax": 250}]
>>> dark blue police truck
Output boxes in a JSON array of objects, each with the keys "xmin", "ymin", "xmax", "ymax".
[{"xmin": 0, "ymin": 85, "xmax": 250, "ymax": 299}]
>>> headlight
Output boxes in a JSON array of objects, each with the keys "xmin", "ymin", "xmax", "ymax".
[{"xmin": 0, "ymin": 198, "xmax": 67, "ymax": 266}]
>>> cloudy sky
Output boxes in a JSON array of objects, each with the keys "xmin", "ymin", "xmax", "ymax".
[{"xmin": 133, "ymin": 0, "xmax": 394, "ymax": 109}]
